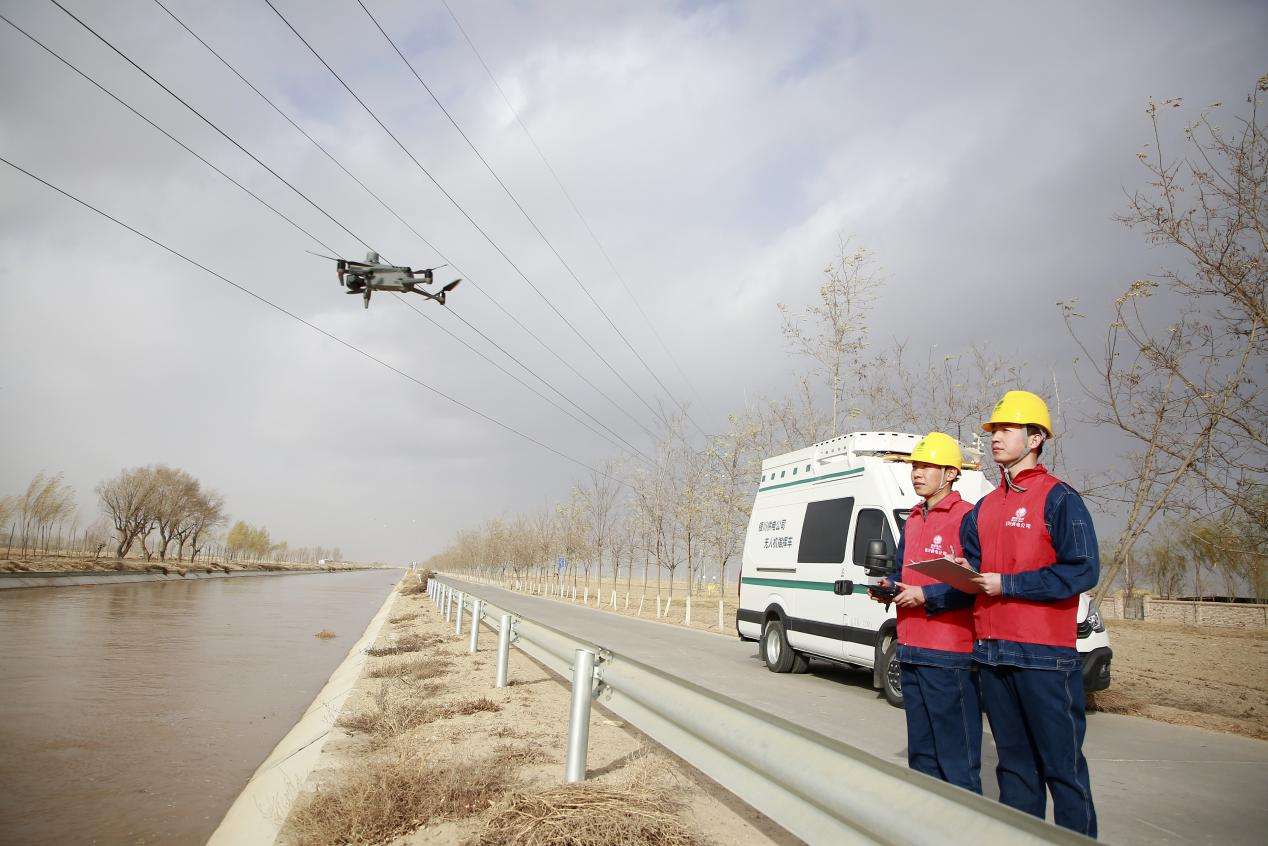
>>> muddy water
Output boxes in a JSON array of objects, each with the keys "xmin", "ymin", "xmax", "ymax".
[{"xmin": 0, "ymin": 569, "xmax": 400, "ymax": 845}]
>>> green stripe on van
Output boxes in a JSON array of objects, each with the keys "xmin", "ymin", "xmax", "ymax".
[
  {"xmin": 741, "ymin": 576, "xmax": 871, "ymax": 594},
  {"xmin": 758, "ymin": 466, "xmax": 863, "ymax": 492}
]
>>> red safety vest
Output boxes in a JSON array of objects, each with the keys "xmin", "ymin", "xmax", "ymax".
[
  {"xmin": 973, "ymin": 464, "xmax": 1078, "ymax": 648},
  {"xmin": 898, "ymin": 491, "xmax": 974, "ymax": 653}
]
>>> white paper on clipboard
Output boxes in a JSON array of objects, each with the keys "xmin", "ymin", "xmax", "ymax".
[{"xmin": 907, "ymin": 557, "xmax": 982, "ymax": 593}]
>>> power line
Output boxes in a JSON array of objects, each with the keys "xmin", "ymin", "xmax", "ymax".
[
  {"xmin": 357, "ymin": 0, "xmax": 706, "ymax": 438},
  {"xmin": 439, "ymin": 0, "xmax": 705, "ymax": 410},
  {"xmin": 39, "ymin": 0, "xmax": 656, "ymax": 460},
  {"xmin": 260, "ymin": 0, "xmax": 674, "ymax": 437},
  {"xmin": 0, "ymin": 12, "xmax": 340, "ymax": 257},
  {"xmin": 45, "ymin": 0, "xmax": 376, "ymax": 255},
  {"xmin": 0, "ymin": 154, "xmax": 628, "ymax": 486},
  {"xmin": 143, "ymin": 0, "xmax": 656, "ymax": 465}
]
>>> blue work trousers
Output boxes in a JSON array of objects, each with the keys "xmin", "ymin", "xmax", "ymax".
[
  {"xmin": 900, "ymin": 663, "xmax": 982, "ymax": 794},
  {"xmin": 978, "ymin": 663, "xmax": 1097, "ymax": 838}
]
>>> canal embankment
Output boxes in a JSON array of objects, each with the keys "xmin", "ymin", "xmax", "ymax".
[
  {"xmin": 0, "ymin": 567, "xmax": 379, "ymax": 590},
  {"xmin": 263, "ymin": 578, "xmax": 790, "ymax": 846}
]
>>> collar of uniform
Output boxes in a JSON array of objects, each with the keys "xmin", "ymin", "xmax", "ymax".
[
  {"xmin": 997, "ymin": 463, "xmax": 1049, "ymax": 488},
  {"xmin": 921, "ymin": 490, "xmax": 964, "ymax": 515}
]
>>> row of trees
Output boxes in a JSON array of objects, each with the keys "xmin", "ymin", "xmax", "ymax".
[
  {"xmin": 94, "ymin": 465, "xmax": 225, "ymax": 561},
  {"xmin": 431, "ymin": 77, "xmax": 1267, "ymax": 604},
  {"xmin": 224, "ymin": 520, "xmax": 343, "ymax": 565},
  {"xmin": 428, "ymin": 245, "xmax": 1032, "ymax": 600},
  {"xmin": 2, "ymin": 466, "xmax": 347, "ymax": 566},
  {"xmin": 0, "ymin": 472, "xmax": 80, "ymax": 557}
]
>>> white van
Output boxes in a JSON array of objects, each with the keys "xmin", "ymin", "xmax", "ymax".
[{"xmin": 735, "ymin": 431, "xmax": 1112, "ymax": 707}]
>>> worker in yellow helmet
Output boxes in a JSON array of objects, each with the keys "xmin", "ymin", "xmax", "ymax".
[
  {"xmin": 872, "ymin": 432, "xmax": 981, "ymax": 792},
  {"xmin": 958, "ymin": 391, "xmax": 1100, "ymax": 836}
]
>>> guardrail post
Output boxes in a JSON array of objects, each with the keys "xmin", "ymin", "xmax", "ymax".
[
  {"xmin": 445, "ymin": 587, "xmax": 453, "ymax": 622},
  {"xmin": 564, "ymin": 648, "xmax": 597, "ymax": 783},
  {"xmin": 495, "ymin": 614, "xmax": 512, "ymax": 688},
  {"xmin": 455, "ymin": 591, "xmax": 465, "ymax": 636},
  {"xmin": 469, "ymin": 599, "xmax": 483, "ymax": 653}
]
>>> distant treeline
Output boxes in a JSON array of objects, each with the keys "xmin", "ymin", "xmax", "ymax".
[{"xmin": 0, "ymin": 467, "xmax": 343, "ymax": 565}]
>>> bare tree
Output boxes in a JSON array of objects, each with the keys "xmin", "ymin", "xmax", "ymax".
[
  {"xmin": 1063, "ymin": 77, "xmax": 1267, "ymax": 603},
  {"xmin": 96, "ymin": 467, "xmax": 159, "ymax": 559},
  {"xmin": 777, "ymin": 237, "xmax": 880, "ymax": 435},
  {"xmin": 582, "ymin": 459, "xmax": 621, "ymax": 597}
]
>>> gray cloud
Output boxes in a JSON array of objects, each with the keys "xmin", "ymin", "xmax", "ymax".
[{"xmin": 2, "ymin": 0, "xmax": 1265, "ymax": 560}]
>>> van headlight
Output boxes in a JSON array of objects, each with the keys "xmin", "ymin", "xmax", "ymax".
[{"xmin": 1086, "ymin": 602, "xmax": 1105, "ymax": 633}]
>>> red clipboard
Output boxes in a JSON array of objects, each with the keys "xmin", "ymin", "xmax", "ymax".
[{"xmin": 907, "ymin": 557, "xmax": 982, "ymax": 593}]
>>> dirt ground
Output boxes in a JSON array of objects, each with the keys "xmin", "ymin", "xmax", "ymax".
[
  {"xmin": 0, "ymin": 551, "xmax": 366, "ymax": 575},
  {"xmin": 485, "ymin": 576, "xmax": 1268, "ymax": 742},
  {"xmin": 276, "ymin": 584, "xmax": 793, "ymax": 846},
  {"xmin": 1088, "ymin": 619, "xmax": 1268, "ymax": 740},
  {"xmin": 479, "ymin": 577, "xmax": 739, "ymax": 638}
]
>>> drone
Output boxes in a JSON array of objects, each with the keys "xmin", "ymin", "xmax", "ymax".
[{"xmin": 311, "ymin": 251, "xmax": 461, "ymax": 309}]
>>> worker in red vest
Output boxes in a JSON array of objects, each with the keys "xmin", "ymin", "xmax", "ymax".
[
  {"xmin": 873, "ymin": 432, "xmax": 982, "ymax": 793},
  {"xmin": 961, "ymin": 391, "xmax": 1098, "ymax": 836}
]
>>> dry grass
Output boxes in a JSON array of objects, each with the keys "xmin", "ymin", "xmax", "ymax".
[
  {"xmin": 314, "ymin": 630, "xmax": 336, "ymax": 639},
  {"xmin": 368, "ymin": 656, "xmax": 452, "ymax": 681},
  {"xmin": 286, "ymin": 745, "xmax": 529, "ymax": 846},
  {"xmin": 388, "ymin": 612, "xmax": 419, "ymax": 623},
  {"xmin": 1086, "ymin": 690, "xmax": 1146, "ymax": 717},
  {"xmin": 336, "ymin": 686, "xmax": 501, "ymax": 744},
  {"xmin": 399, "ymin": 579, "xmax": 428, "ymax": 596},
  {"xmin": 470, "ymin": 772, "xmax": 708, "ymax": 846},
  {"xmin": 365, "ymin": 632, "xmax": 442, "ymax": 656}
]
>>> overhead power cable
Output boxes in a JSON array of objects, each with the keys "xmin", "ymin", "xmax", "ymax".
[
  {"xmin": 357, "ymin": 0, "xmax": 706, "ymax": 438},
  {"xmin": 439, "ymin": 0, "xmax": 706, "ymax": 410},
  {"xmin": 260, "ymin": 0, "xmax": 674, "ymax": 437},
  {"xmin": 44, "ymin": 0, "xmax": 376, "ymax": 254},
  {"xmin": 39, "ymin": 0, "xmax": 656, "ymax": 460},
  {"xmin": 0, "ymin": 12, "xmax": 341, "ymax": 257},
  {"xmin": 0, "ymin": 155, "xmax": 628, "ymax": 486},
  {"xmin": 142, "ymin": 0, "xmax": 657, "ymax": 465}
]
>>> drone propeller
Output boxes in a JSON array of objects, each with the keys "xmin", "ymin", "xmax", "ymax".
[
  {"xmin": 441, "ymin": 278, "xmax": 461, "ymax": 293},
  {"xmin": 418, "ymin": 264, "xmax": 449, "ymax": 273},
  {"xmin": 304, "ymin": 249, "xmax": 342, "ymax": 262}
]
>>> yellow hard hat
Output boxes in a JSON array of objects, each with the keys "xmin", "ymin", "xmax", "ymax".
[
  {"xmin": 908, "ymin": 432, "xmax": 963, "ymax": 468},
  {"xmin": 983, "ymin": 390, "xmax": 1054, "ymax": 436}
]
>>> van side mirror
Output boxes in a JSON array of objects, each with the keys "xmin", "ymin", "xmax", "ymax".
[{"xmin": 864, "ymin": 539, "xmax": 893, "ymax": 575}]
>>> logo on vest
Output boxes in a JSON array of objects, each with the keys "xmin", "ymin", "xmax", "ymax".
[
  {"xmin": 1005, "ymin": 506, "xmax": 1032, "ymax": 529},
  {"xmin": 923, "ymin": 533, "xmax": 955, "ymax": 556}
]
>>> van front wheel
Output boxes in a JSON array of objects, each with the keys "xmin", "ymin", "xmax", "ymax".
[{"xmin": 762, "ymin": 620, "xmax": 809, "ymax": 673}]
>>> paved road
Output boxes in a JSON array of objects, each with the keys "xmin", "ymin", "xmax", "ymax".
[{"xmin": 445, "ymin": 576, "xmax": 1268, "ymax": 846}]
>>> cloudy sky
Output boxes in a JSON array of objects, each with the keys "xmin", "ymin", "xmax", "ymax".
[{"xmin": 1, "ymin": 0, "xmax": 1264, "ymax": 563}]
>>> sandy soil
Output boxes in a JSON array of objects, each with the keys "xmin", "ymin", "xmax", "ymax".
[
  {"xmin": 276, "ymin": 585, "xmax": 794, "ymax": 846},
  {"xmin": 0, "ymin": 551, "xmax": 368, "ymax": 575},
  {"xmin": 1088, "ymin": 619, "xmax": 1268, "ymax": 740}
]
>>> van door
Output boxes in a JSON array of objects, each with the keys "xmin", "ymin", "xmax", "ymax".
[
  {"xmin": 785, "ymin": 496, "xmax": 854, "ymax": 661},
  {"xmin": 842, "ymin": 508, "xmax": 897, "ymax": 664}
]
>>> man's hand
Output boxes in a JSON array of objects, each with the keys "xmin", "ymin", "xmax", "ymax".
[
  {"xmin": 972, "ymin": 572, "xmax": 1003, "ymax": 596},
  {"xmin": 893, "ymin": 582, "xmax": 925, "ymax": 608},
  {"xmin": 868, "ymin": 578, "xmax": 893, "ymax": 604}
]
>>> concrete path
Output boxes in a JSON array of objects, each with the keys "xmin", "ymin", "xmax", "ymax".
[{"xmin": 446, "ymin": 576, "xmax": 1268, "ymax": 846}]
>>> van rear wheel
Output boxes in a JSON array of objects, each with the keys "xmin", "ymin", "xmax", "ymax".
[
  {"xmin": 880, "ymin": 635, "xmax": 903, "ymax": 707},
  {"xmin": 762, "ymin": 620, "xmax": 809, "ymax": 673}
]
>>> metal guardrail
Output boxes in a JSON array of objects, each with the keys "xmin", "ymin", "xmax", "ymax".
[{"xmin": 426, "ymin": 574, "xmax": 1092, "ymax": 846}]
